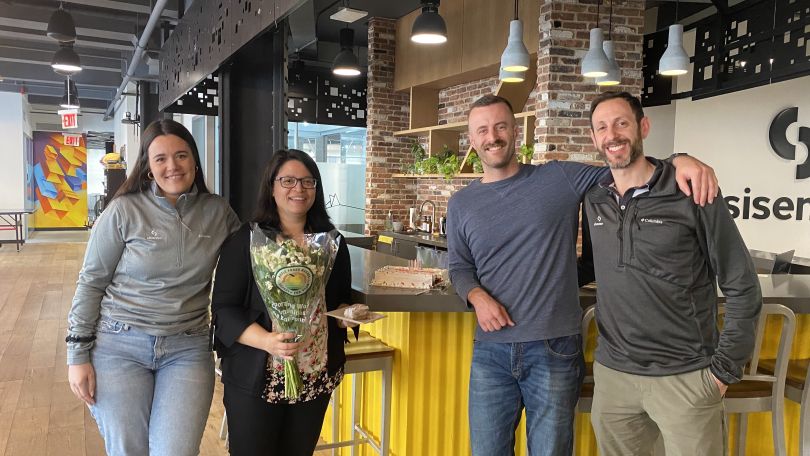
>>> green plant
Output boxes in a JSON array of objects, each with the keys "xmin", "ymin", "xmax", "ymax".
[
  {"xmin": 410, "ymin": 141, "xmax": 427, "ymax": 161},
  {"xmin": 467, "ymin": 152, "xmax": 484, "ymax": 174},
  {"xmin": 519, "ymin": 143, "xmax": 533, "ymax": 164},
  {"xmin": 438, "ymin": 154, "xmax": 459, "ymax": 180},
  {"xmin": 421, "ymin": 156, "xmax": 441, "ymax": 174}
]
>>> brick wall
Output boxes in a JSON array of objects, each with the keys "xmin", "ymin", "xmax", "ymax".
[
  {"xmin": 534, "ymin": 0, "xmax": 644, "ymax": 164},
  {"xmin": 364, "ymin": 1, "xmax": 645, "ymax": 233},
  {"xmin": 364, "ymin": 18, "xmax": 415, "ymax": 235}
]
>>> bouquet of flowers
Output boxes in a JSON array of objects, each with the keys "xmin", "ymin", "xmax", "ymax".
[{"xmin": 250, "ymin": 225, "xmax": 340, "ymax": 398}]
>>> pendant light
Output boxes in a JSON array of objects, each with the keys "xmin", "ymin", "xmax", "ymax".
[
  {"xmin": 51, "ymin": 43, "xmax": 82, "ymax": 75},
  {"xmin": 411, "ymin": 0, "xmax": 447, "ymax": 44},
  {"xmin": 500, "ymin": 0, "xmax": 530, "ymax": 73},
  {"xmin": 332, "ymin": 28, "xmax": 361, "ymax": 76},
  {"xmin": 499, "ymin": 68, "xmax": 525, "ymax": 83},
  {"xmin": 596, "ymin": 2, "xmax": 621, "ymax": 86},
  {"xmin": 581, "ymin": 1, "xmax": 610, "ymax": 78},
  {"xmin": 60, "ymin": 78, "xmax": 80, "ymax": 109},
  {"xmin": 659, "ymin": 0, "xmax": 689, "ymax": 76},
  {"xmin": 47, "ymin": 2, "xmax": 77, "ymax": 43}
]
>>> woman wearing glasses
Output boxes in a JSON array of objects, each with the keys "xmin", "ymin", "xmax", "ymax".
[
  {"xmin": 211, "ymin": 149, "xmax": 356, "ymax": 455},
  {"xmin": 67, "ymin": 119, "xmax": 240, "ymax": 456}
]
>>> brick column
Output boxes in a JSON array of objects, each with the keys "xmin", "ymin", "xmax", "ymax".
[
  {"xmin": 365, "ymin": 18, "xmax": 415, "ymax": 235},
  {"xmin": 534, "ymin": 0, "xmax": 644, "ymax": 164}
]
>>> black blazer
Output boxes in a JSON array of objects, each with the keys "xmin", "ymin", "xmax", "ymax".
[{"xmin": 212, "ymin": 223, "xmax": 352, "ymax": 396}]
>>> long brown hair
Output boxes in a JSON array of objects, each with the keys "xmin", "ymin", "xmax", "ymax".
[
  {"xmin": 113, "ymin": 119, "xmax": 210, "ymax": 200},
  {"xmin": 252, "ymin": 149, "xmax": 334, "ymax": 233}
]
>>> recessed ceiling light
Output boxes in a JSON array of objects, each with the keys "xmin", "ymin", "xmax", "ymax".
[{"xmin": 330, "ymin": 7, "xmax": 368, "ymax": 23}]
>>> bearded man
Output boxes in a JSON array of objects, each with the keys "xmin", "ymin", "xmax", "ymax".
[{"xmin": 584, "ymin": 91, "xmax": 762, "ymax": 456}]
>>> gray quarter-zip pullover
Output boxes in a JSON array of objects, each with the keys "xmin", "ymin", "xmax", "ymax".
[{"xmin": 67, "ymin": 184, "xmax": 240, "ymax": 364}]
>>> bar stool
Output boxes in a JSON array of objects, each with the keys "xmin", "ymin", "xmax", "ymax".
[
  {"xmin": 758, "ymin": 357, "xmax": 809, "ymax": 454},
  {"xmin": 316, "ymin": 331, "xmax": 395, "ymax": 456}
]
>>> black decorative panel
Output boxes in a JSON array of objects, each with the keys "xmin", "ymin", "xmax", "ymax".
[
  {"xmin": 641, "ymin": 28, "xmax": 674, "ymax": 107},
  {"xmin": 772, "ymin": 0, "xmax": 810, "ymax": 82},
  {"xmin": 288, "ymin": 65, "xmax": 317, "ymax": 123},
  {"xmin": 316, "ymin": 73, "xmax": 367, "ymax": 127},
  {"xmin": 684, "ymin": 0, "xmax": 810, "ymax": 100},
  {"xmin": 286, "ymin": 66, "xmax": 367, "ymax": 127},
  {"xmin": 159, "ymin": 0, "xmax": 307, "ymax": 111},
  {"xmin": 163, "ymin": 73, "xmax": 219, "ymax": 116}
]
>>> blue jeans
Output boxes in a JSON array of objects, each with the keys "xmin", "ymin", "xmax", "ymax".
[
  {"xmin": 469, "ymin": 336, "xmax": 584, "ymax": 456},
  {"xmin": 89, "ymin": 316, "xmax": 215, "ymax": 456}
]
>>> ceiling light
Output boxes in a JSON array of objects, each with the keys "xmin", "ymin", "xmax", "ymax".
[
  {"xmin": 582, "ymin": 28, "xmax": 609, "ymax": 78},
  {"xmin": 582, "ymin": 1, "xmax": 609, "ymax": 78},
  {"xmin": 47, "ymin": 4, "xmax": 77, "ymax": 43},
  {"xmin": 659, "ymin": 24, "xmax": 689, "ymax": 76},
  {"xmin": 501, "ymin": 18, "xmax": 530, "ymax": 72},
  {"xmin": 596, "ymin": 41, "xmax": 621, "ymax": 86},
  {"xmin": 330, "ymin": 7, "xmax": 368, "ymax": 23},
  {"xmin": 60, "ymin": 78, "xmax": 80, "ymax": 109},
  {"xmin": 51, "ymin": 44, "xmax": 82, "ymax": 75},
  {"xmin": 499, "ymin": 68, "xmax": 525, "ymax": 83},
  {"xmin": 411, "ymin": 0, "xmax": 447, "ymax": 44},
  {"xmin": 332, "ymin": 28, "xmax": 361, "ymax": 76}
]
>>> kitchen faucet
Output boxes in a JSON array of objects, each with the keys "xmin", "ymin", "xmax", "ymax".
[{"xmin": 419, "ymin": 200, "xmax": 436, "ymax": 234}]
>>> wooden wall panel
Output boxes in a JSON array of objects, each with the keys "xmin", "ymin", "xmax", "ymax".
[
  {"xmin": 394, "ymin": 1, "xmax": 464, "ymax": 92},
  {"xmin": 394, "ymin": 0, "xmax": 540, "ymax": 91}
]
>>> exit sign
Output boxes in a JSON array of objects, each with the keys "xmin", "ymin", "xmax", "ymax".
[
  {"xmin": 58, "ymin": 109, "xmax": 78, "ymax": 129},
  {"xmin": 63, "ymin": 134, "xmax": 82, "ymax": 146}
]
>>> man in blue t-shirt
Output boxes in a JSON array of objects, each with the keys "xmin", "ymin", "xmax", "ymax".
[{"xmin": 447, "ymin": 94, "xmax": 719, "ymax": 456}]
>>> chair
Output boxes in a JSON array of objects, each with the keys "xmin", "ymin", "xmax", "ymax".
[
  {"xmin": 757, "ymin": 356, "xmax": 809, "ymax": 454},
  {"xmin": 573, "ymin": 306, "xmax": 597, "ymax": 456},
  {"xmin": 214, "ymin": 355, "xmax": 229, "ymax": 444},
  {"xmin": 316, "ymin": 331, "xmax": 395, "ymax": 456},
  {"xmin": 724, "ymin": 303, "xmax": 796, "ymax": 456}
]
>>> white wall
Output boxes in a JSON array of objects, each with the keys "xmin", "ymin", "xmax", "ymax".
[
  {"xmin": 647, "ymin": 76, "xmax": 810, "ymax": 258},
  {"xmin": 644, "ymin": 103, "xmax": 676, "ymax": 159},
  {"xmin": 0, "ymin": 92, "xmax": 28, "ymax": 241}
]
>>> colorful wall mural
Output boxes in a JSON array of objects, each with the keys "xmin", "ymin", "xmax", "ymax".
[{"xmin": 32, "ymin": 132, "xmax": 87, "ymax": 228}]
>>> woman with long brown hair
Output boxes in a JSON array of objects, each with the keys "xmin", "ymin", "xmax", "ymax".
[{"xmin": 66, "ymin": 119, "xmax": 240, "ymax": 456}]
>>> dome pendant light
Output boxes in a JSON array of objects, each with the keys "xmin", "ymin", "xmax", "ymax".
[
  {"xmin": 47, "ymin": 3, "xmax": 77, "ymax": 43},
  {"xmin": 596, "ymin": 4, "xmax": 621, "ymax": 86},
  {"xmin": 500, "ymin": 0, "xmax": 530, "ymax": 73},
  {"xmin": 659, "ymin": 0, "xmax": 689, "ymax": 76},
  {"xmin": 581, "ymin": 1, "xmax": 610, "ymax": 78},
  {"xmin": 51, "ymin": 43, "xmax": 82, "ymax": 75},
  {"xmin": 60, "ymin": 78, "xmax": 80, "ymax": 109},
  {"xmin": 332, "ymin": 28, "xmax": 361, "ymax": 76},
  {"xmin": 411, "ymin": 0, "xmax": 447, "ymax": 44}
]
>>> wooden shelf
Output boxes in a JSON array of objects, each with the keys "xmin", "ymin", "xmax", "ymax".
[
  {"xmin": 393, "ymin": 173, "xmax": 484, "ymax": 179},
  {"xmin": 393, "ymin": 110, "xmax": 536, "ymax": 137}
]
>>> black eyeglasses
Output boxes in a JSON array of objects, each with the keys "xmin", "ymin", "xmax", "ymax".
[{"xmin": 275, "ymin": 176, "xmax": 318, "ymax": 189}]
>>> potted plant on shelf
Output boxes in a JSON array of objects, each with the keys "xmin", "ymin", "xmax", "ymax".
[
  {"xmin": 467, "ymin": 152, "xmax": 484, "ymax": 174},
  {"xmin": 519, "ymin": 143, "xmax": 533, "ymax": 164}
]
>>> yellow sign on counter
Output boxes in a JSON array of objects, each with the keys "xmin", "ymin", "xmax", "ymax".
[{"xmin": 378, "ymin": 235, "xmax": 393, "ymax": 245}]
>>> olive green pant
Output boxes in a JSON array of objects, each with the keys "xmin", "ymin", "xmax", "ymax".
[{"xmin": 591, "ymin": 362, "xmax": 726, "ymax": 456}]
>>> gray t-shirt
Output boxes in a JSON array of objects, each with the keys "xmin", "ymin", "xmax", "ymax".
[{"xmin": 447, "ymin": 162, "xmax": 607, "ymax": 343}]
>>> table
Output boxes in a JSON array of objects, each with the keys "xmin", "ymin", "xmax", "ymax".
[{"xmin": 0, "ymin": 209, "xmax": 33, "ymax": 252}]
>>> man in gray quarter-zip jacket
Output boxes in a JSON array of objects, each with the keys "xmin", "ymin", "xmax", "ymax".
[{"xmin": 582, "ymin": 91, "xmax": 762, "ymax": 456}]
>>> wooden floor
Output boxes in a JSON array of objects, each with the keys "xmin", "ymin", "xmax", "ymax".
[{"xmin": 0, "ymin": 242, "xmax": 331, "ymax": 456}]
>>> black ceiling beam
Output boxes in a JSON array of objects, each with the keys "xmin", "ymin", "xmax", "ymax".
[{"xmin": 709, "ymin": 0, "xmax": 730, "ymax": 15}]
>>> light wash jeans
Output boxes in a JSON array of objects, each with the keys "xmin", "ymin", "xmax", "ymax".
[
  {"xmin": 468, "ymin": 336, "xmax": 584, "ymax": 456},
  {"xmin": 89, "ymin": 316, "xmax": 215, "ymax": 456}
]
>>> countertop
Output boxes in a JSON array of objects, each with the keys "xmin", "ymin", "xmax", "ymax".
[
  {"xmin": 349, "ymin": 246, "xmax": 810, "ymax": 314},
  {"xmin": 378, "ymin": 230, "xmax": 448, "ymax": 249}
]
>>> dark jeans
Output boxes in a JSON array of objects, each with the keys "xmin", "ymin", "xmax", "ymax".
[
  {"xmin": 223, "ymin": 385, "xmax": 331, "ymax": 456},
  {"xmin": 468, "ymin": 336, "xmax": 585, "ymax": 456}
]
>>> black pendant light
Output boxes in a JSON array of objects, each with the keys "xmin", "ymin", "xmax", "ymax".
[
  {"xmin": 52, "ymin": 43, "xmax": 82, "ymax": 75},
  {"xmin": 60, "ymin": 78, "xmax": 80, "ymax": 109},
  {"xmin": 411, "ymin": 0, "xmax": 447, "ymax": 44},
  {"xmin": 332, "ymin": 28, "xmax": 361, "ymax": 76},
  {"xmin": 47, "ymin": 3, "xmax": 77, "ymax": 43}
]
